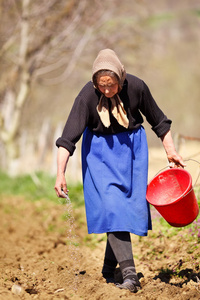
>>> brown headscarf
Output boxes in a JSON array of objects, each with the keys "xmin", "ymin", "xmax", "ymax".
[{"xmin": 92, "ymin": 49, "xmax": 129, "ymax": 129}]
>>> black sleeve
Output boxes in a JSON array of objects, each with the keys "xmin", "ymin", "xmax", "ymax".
[
  {"xmin": 56, "ymin": 93, "xmax": 90, "ymax": 155},
  {"xmin": 140, "ymin": 81, "xmax": 172, "ymax": 137}
]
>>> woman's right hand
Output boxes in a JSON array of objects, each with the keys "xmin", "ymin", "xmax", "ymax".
[
  {"xmin": 54, "ymin": 147, "xmax": 70, "ymax": 198},
  {"xmin": 54, "ymin": 173, "xmax": 68, "ymax": 198}
]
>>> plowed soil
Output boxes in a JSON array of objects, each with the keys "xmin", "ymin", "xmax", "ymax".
[{"xmin": 0, "ymin": 194, "xmax": 200, "ymax": 300}]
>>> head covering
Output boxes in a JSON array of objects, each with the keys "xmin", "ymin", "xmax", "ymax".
[
  {"xmin": 92, "ymin": 49, "xmax": 129, "ymax": 129},
  {"xmin": 92, "ymin": 49, "xmax": 126, "ymax": 88}
]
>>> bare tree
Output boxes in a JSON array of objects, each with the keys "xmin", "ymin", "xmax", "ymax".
[{"xmin": 0, "ymin": 0, "xmax": 112, "ymax": 171}]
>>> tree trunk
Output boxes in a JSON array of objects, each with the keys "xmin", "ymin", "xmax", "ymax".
[{"xmin": 0, "ymin": 0, "xmax": 31, "ymax": 173}]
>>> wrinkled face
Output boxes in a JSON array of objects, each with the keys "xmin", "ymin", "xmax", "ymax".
[{"xmin": 97, "ymin": 75, "xmax": 119, "ymax": 98}]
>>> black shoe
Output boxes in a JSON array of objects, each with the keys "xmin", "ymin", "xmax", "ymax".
[
  {"xmin": 102, "ymin": 271, "xmax": 115, "ymax": 284},
  {"xmin": 105, "ymin": 277, "xmax": 115, "ymax": 283},
  {"xmin": 116, "ymin": 279, "xmax": 141, "ymax": 293}
]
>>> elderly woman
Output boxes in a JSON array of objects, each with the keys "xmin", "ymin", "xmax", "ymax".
[{"xmin": 55, "ymin": 49, "xmax": 184, "ymax": 292}]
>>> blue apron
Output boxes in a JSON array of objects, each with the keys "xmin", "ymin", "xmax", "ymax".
[{"xmin": 81, "ymin": 126, "xmax": 152, "ymax": 236}]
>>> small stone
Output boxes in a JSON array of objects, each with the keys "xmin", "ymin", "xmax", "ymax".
[{"xmin": 11, "ymin": 284, "xmax": 23, "ymax": 295}]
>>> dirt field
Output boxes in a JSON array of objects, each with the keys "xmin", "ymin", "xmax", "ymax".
[
  {"xmin": 0, "ymin": 192, "xmax": 200, "ymax": 300},
  {"xmin": 0, "ymin": 142, "xmax": 200, "ymax": 300}
]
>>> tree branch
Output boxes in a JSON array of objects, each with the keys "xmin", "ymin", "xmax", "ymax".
[{"xmin": 38, "ymin": 27, "xmax": 93, "ymax": 85}]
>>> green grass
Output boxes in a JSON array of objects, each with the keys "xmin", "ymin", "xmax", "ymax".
[
  {"xmin": 0, "ymin": 171, "xmax": 199, "ymax": 242},
  {"xmin": 0, "ymin": 171, "xmax": 84, "ymax": 207}
]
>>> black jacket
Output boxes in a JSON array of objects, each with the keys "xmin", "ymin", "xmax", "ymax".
[{"xmin": 56, "ymin": 74, "xmax": 171, "ymax": 155}]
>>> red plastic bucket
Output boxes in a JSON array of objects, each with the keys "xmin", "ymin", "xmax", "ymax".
[{"xmin": 146, "ymin": 168, "xmax": 199, "ymax": 227}]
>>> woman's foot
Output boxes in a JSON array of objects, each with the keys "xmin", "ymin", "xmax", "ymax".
[
  {"xmin": 116, "ymin": 279, "xmax": 141, "ymax": 293},
  {"xmin": 105, "ymin": 277, "xmax": 115, "ymax": 283},
  {"xmin": 102, "ymin": 272, "xmax": 115, "ymax": 284}
]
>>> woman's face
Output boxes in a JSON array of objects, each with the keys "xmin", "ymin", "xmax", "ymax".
[{"xmin": 97, "ymin": 75, "xmax": 119, "ymax": 98}]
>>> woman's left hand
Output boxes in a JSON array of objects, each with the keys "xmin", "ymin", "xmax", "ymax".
[{"xmin": 167, "ymin": 151, "xmax": 186, "ymax": 168}]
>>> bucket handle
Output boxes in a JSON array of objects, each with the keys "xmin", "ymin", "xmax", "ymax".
[
  {"xmin": 150, "ymin": 159, "xmax": 200, "ymax": 201},
  {"xmin": 184, "ymin": 159, "xmax": 200, "ymax": 188},
  {"xmin": 153, "ymin": 158, "xmax": 200, "ymax": 188}
]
